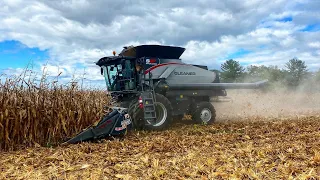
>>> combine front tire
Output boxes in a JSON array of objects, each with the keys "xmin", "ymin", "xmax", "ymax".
[
  {"xmin": 192, "ymin": 101, "xmax": 216, "ymax": 125},
  {"xmin": 147, "ymin": 93, "xmax": 173, "ymax": 131},
  {"xmin": 128, "ymin": 93, "xmax": 173, "ymax": 131}
]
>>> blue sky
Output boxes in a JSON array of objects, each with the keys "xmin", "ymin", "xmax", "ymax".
[
  {"xmin": 0, "ymin": 40, "xmax": 48, "ymax": 70},
  {"xmin": 300, "ymin": 24, "xmax": 320, "ymax": 32},
  {"xmin": 0, "ymin": 0, "xmax": 319, "ymax": 87}
]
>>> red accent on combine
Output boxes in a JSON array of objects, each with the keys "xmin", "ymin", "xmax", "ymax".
[
  {"xmin": 138, "ymin": 96, "xmax": 143, "ymax": 109},
  {"xmin": 99, "ymin": 119, "xmax": 112, "ymax": 129},
  {"xmin": 144, "ymin": 62, "xmax": 185, "ymax": 74},
  {"xmin": 149, "ymin": 58, "xmax": 156, "ymax": 63}
]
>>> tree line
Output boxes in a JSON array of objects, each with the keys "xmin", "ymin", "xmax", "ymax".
[{"xmin": 210, "ymin": 58, "xmax": 320, "ymax": 91}]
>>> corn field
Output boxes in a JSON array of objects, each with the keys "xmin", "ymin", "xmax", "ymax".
[
  {"xmin": 0, "ymin": 71, "xmax": 110, "ymax": 151},
  {"xmin": 0, "ymin": 71, "xmax": 319, "ymax": 178}
]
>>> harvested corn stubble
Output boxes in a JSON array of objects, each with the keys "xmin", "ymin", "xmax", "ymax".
[{"xmin": 0, "ymin": 116, "xmax": 319, "ymax": 179}]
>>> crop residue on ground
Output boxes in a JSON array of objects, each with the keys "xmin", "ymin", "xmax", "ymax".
[{"xmin": 0, "ymin": 116, "xmax": 319, "ymax": 179}]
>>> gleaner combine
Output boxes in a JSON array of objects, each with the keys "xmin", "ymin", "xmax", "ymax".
[{"xmin": 65, "ymin": 45, "xmax": 268, "ymax": 144}]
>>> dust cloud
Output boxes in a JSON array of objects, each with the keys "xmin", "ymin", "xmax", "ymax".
[{"xmin": 213, "ymin": 89, "xmax": 320, "ymax": 121}]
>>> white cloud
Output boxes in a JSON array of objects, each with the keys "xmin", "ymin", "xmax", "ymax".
[
  {"xmin": 0, "ymin": 0, "xmax": 319, "ymax": 86},
  {"xmin": 309, "ymin": 42, "xmax": 320, "ymax": 48}
]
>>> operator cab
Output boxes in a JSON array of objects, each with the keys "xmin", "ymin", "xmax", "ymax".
[{"xmin": 101, "ymin": 59, "xmax": 139, "ymax": 92}]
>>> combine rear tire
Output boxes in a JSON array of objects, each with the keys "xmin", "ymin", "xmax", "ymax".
[{"xmin": 192, "ymin": 101, "xmax": 216, "ymax": 124}]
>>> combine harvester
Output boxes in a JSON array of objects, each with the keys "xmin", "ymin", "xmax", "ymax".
[{"xmin": 65, "ymin": 45, "xmax": 268, "ymax": 144}]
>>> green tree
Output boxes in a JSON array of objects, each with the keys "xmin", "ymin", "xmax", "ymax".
[
  {"xmin": 267, "ymin": 65, "xmax": 286, "ymax": 83},
  {"xmin": 284, "ymin": 58, "xmax": 308, "ymax": 87},
  {"xmin": 246, "ymin": 65, "xmax": 268, "ymax": 81},
  {"xmin": 220, "ymin": 59, "xmax": 245, "ymax": 82},
  {"xmin": 247, "ymin": 65, "xmax": 286, "ymax": 83}
]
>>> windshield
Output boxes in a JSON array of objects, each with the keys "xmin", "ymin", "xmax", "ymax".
[{"xmin": 102, "ymin": 60, "xmax": 136, "ymax": 91}]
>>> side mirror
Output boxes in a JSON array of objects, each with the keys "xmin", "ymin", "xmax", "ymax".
[{"xmin": 100, "ymin": 68, "xmax": 103, "ymax": 75}]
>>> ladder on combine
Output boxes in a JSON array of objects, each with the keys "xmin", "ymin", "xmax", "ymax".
[
  {"xmin": 140, "ymin": 92, "xmax": 156, "ymax": 125},
  {"xmin": 140, "ymin": 68, "xmax": 157, "ymax": 126}
]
